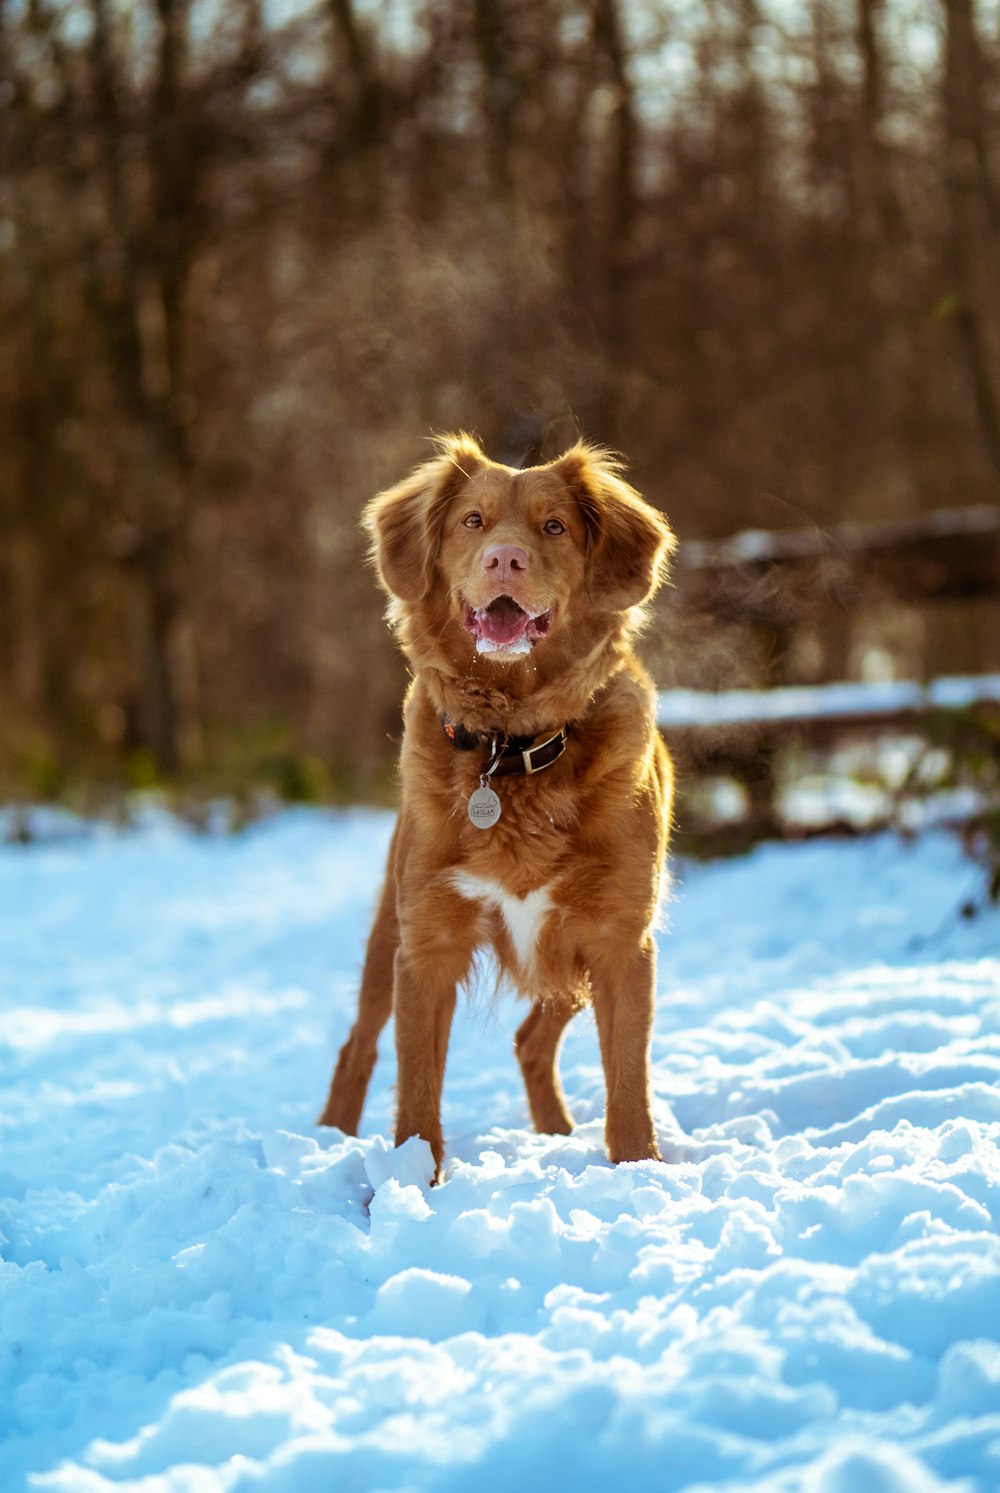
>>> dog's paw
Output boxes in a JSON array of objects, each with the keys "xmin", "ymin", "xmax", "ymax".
[{"xmin": 364, "ymin": 1134, "xmax": 437, "ymax": 1191}]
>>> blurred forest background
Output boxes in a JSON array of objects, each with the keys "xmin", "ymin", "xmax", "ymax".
[{"xmin": 2, "ymin": 0, "xmax": 999, "ymax": 802}]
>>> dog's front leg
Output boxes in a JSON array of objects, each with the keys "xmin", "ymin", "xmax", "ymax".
[
  {"xmin": 589, "ymin": 936, "xmax": 661, "ymax": 1164},
  {"xmin": 393, "ymin": 960, "xmax": 456, "ymax": 1182},
  {"xmin": 392, "ymin": 893, "xmax": 476, "ymax": 1182}
]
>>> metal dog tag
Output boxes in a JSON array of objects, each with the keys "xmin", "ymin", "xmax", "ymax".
[{"xmin": 468, "ymin": 784, "xmax": 502, "ymax": 829}]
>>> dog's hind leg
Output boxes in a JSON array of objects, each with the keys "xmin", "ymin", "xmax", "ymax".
[
  {"xmin": 515, "ymin": 997, "xmax": 577, "ymax": 1135},
  {"xmin": 318, "ymin": 826, "xmax": 399, "ymax": 1135}
]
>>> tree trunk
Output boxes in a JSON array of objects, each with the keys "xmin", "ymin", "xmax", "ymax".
[
  {"xmin": 589, "ymin": 0, "xmax": 638, "ymax": 434},
  {"xmin": 328, "ymin": 0, "xmax": 386, "ymax": 220},
  {"xmin": 5, "ymin": 529, "xmax": 50, "ymax": 724},
  {"xmin": 473, "ymin": 0, "xmax": 516, "ymax": 200},
  {"xmin": 85, "ymin": 0, "xmax": 201, "ymax": 773},
  {"xmin": 941, "ymin": 0, "xmax": 1000, "ymax": 486}
]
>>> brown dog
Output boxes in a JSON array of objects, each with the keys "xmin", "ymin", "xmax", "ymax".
[{"xmin": 319, "ymin": 435, "xmax": 676, "ymax": 1180}]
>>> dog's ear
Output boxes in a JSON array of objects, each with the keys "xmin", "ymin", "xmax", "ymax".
[
  {"xmin": 363, "ymin": 434, "xmax": 486, "ymax": 603},
  {"xmin": 553, "ymin": 443, "xmax": 676, "ymax": 610}
]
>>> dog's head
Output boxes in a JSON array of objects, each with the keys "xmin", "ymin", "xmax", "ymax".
[{"xmin": 364, "ymin": 434, "xmax": 676, "ymax": 672}]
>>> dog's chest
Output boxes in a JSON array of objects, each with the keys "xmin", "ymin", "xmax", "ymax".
[{"xmin": 450, "ymin": 870, "xmax": 553, "ymax": 972}]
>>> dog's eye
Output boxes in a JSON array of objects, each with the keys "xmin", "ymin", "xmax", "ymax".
[
  {"xmin": 543, "ymin": 518, "xmax": 566, "ymax": 536},
  {"xmin": 463, "ymin": 513, "xmax": 484, "ymax": 529}
]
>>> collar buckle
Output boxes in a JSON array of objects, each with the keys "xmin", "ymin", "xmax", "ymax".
[
  {"xmin": 441, "ymin": 716, "xmax": 570, "ymax": 778},
  {"xmin": 520, "ymin": 727, "xmax": 568, "ymax": 774}
]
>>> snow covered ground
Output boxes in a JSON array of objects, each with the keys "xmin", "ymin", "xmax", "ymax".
[{"xmin": 1, "ymin": 808, "xmax": 999, "ymax": 1492}]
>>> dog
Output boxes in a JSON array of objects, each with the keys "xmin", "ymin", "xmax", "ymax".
[{"xmin": 319, "ymin": 434, "xmax": 676, "ymax": 1180}]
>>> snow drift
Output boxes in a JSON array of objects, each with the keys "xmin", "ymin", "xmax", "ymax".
[{"xmin": 1, "ymin": 809, "xmax": 998, "ymax": 1491}]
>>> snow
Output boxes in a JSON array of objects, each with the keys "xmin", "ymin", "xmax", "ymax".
[
  {"xmin": 2, "ymin": 808, "xmax": 999, "ymax": 1492},
  {"xmin": 656, "ymin": 674, "xmax": 1000, "ymax": 729}
]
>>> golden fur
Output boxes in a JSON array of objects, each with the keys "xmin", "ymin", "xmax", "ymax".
[{"xmin": 319, "ymin": 435, "xmax": 676, "ymax": 1179}]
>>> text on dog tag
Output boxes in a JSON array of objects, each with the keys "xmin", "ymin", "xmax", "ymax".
[{"xmin": 468, "ymin": 785, "xmax": 502, "ymax": 829}]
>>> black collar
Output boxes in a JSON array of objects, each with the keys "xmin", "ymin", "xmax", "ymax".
[{"xmin": 441, "ymin": 717, "xmax": 570, "ymax": 777}]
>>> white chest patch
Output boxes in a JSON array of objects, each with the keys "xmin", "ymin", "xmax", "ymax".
[{"xmin": 450, "ymin": 871, "xmax": 552, "ymax": 972}]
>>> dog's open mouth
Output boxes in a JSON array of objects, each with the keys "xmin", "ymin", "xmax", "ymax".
[{"xmin": 462, "ymin": 596, "xmax": 554, "ymax": 656}]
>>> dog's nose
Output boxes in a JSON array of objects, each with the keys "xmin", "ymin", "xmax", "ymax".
[{"xmin": 482, "ymin": 544, "xmax": 529, "ymax": 583}]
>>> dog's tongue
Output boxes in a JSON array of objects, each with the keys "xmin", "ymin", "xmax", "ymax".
[{"xmin": 480, "ymin": 596, "xmax": 529, "ymax": 646}]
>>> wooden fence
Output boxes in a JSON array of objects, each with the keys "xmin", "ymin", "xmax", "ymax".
[{"xmin": 654, "ymin": 504, "xmax": 1000, "ymax": 841}]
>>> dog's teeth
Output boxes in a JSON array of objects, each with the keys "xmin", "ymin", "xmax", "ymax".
[{"xmin": 476, "ymin": 635, "xmax": 532, "ymax": 656}]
